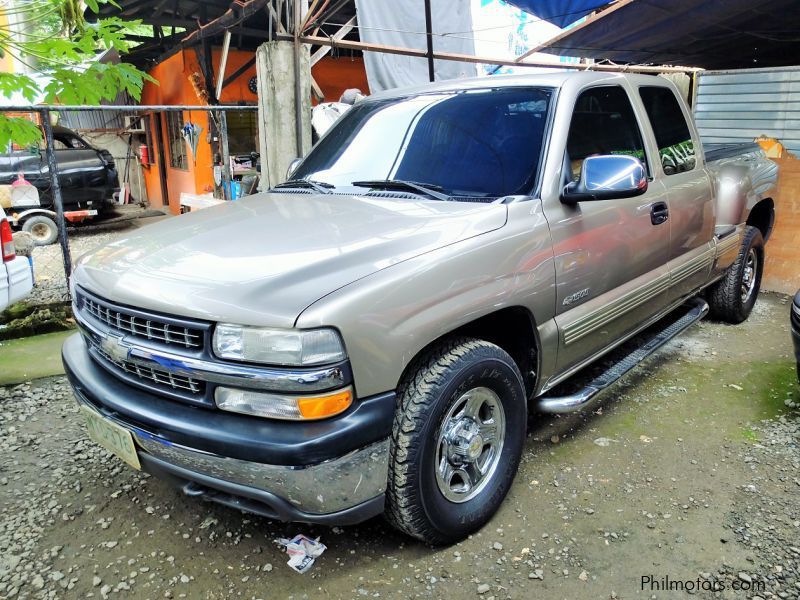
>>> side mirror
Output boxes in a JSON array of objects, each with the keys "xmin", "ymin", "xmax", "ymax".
[
  {"xmin": 561, "ymin": 155, "xmax": 648, "ymax": 204},
  {"xmin": 286, "ymin": 157, "xmax": 303, "ymax": 180}
]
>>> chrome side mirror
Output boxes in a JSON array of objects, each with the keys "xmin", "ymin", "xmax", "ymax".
[
  {"xmin": 561, "ymin": 155, "xmax": 648, "ymax": 203},
  {"xmin": 286, "ymin": 157, "xmax": 303, "ymax": 180}
]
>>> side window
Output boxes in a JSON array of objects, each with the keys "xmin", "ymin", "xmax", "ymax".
[
  {"xmin": 639, "ymin": 86, "xmax": 695, "ymax": 175},
  {"xmin": 566, "ymin": 86, "xmax": 647, "ymax": 180}
]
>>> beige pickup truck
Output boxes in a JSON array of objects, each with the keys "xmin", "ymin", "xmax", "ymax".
[{"xmin": 63, "ymin": 72, "xmax": 777, "ymax": 544}]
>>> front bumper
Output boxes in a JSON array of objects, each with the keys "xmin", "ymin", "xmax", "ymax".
[{"xmin": 63, "ymin": 333, "xmax": 394, "ymax": 524}]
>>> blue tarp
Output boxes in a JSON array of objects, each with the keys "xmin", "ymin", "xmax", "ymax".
[{"xmin": 502, "ymin": 0, "xmax": 608, "ymax": 28}]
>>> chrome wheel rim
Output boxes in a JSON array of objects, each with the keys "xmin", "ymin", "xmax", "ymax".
[
  {"xmin": 741, "ymin": 248, "xmax": 758, "ymax": 303},
  {"xmin": 435, "ymin": 387, "xmax": 506, "ymax": 503}
]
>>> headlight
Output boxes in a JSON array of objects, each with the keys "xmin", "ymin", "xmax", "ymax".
[
  {"xmin": 213, "ymin": 324, "xmax": 346, "ymax": 365},
  {"xmin": 215, "ymin": 386, "xmax": 353, "ymax": 420}
]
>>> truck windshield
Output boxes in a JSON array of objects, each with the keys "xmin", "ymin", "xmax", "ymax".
[{"xmin": 293, "ymin": 87, "xmax": 553, "ymax": 200}]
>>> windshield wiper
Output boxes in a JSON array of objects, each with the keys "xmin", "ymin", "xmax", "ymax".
[
  {"xmin": 352, "ymin": 179, "xmax": 451, "ymax": 201},
  {"xmin": 272, "ymin": 179, "xmax": 334, "ymax": 194}
]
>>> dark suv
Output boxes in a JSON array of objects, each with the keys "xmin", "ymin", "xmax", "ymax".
[{"xmin": 1, "ymin": 126, "xmax": 119, "ymax": 244}]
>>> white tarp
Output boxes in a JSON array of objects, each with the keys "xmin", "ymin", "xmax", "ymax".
[{"xmin": 354, "ymin": 0, "xmax": 477, "ymax": 92}]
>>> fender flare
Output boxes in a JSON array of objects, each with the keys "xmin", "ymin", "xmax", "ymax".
[{"xmin": 8, "ymin": 208, "xmax": 57, "ymax": 228}]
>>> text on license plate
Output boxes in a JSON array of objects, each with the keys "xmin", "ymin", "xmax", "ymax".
[{"xmin": 81, "ymin": 405, "xmax": 141, "ymax": 470}]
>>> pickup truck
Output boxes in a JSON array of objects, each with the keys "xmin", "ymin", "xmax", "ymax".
[
  {"xmin": 0, "ymin": 126, "xmax": 119, "ymax": 245},
  {"xmin": 62, "ymin": 72, "xmax": 778, "ymax": 545}
]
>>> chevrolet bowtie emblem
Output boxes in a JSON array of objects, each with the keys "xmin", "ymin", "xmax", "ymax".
[{"xmin": 99, "ymin": 333, "xmax": 131, "ymax": 363}]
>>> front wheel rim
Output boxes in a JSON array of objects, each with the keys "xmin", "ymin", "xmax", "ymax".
[
  {"xmin": 435, "ymin": 387, "xmax": 506, "ymax": 503},
  {"xmin": 741, "ymin": 248, "xmax": 758, "ymax": 303},
  {"xmin": 30, "ymin": 223, "xmax": 51, "ymax": 241}
]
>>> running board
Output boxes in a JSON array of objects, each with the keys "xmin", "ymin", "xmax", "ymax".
[{"xmin": 537, "ymin": 298, "xmax": 709, "ymax": 414}]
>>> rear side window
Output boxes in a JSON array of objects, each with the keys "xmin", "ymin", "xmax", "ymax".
[
  {"xmin": 566, "ymin": 86, "xmax": 647, "ymax": 180},
  {"xmin": 639, "ymin": 86, "xmax": 695, "ymax": 175}
]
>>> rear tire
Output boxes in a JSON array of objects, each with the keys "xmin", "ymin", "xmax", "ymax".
[
  {"xmin": 386, "ymin": 338, "xmax": 526, "ymax": 545},
  {"xmin": 21, "ymin": 215, "xmax": 58, "ymax": 246},
  {"xmin": 707, "ymin": 225, "xmax": 763, "ymax": 323}
]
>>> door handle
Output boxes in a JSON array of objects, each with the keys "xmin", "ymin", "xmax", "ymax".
[{"xmin": 650, "ymin": 201, "xmax": 669, "ymax": 225}]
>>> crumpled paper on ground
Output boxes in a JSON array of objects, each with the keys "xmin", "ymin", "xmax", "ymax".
[{"xmin": 275, "ymin": 534, "xmax": 327, "ymax": 573}]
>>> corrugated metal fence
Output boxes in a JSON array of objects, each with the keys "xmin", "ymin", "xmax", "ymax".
[{"xmin": 695, "ymin": 66, "xmax": 800, "ymax": 155}]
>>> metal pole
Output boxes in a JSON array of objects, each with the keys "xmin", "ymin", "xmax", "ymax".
[
  {"xmin": 424, "ymin": 0, "xmax": 435, "ymax": 82},
  {"xmin": 218, "ymin": 110, "xmax": 232, "ymax": 200},
  {"xmin": 293, "ymin": 0, "xmax": 304, "ymax": 157},
  {"xmin": 41, "ymin": 110, "xmax": 73, "ymax": 284}
]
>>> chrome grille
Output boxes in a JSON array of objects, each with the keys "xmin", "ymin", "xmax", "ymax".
[
  {"xmin": 80, "ymin": 294, "xmax": 204, "ymax": 350},
  {"xmin": 93, "ymin": 345, "xmax": 205, "ymax": 395}
]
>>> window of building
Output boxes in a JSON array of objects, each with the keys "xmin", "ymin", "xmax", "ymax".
[
  {"xmin": 639, "ymin": 86, "xmax": 695, "ymax": 175},
  {"xmin": 225, "ymin": 110, "xmax": 258, "ymax": 155},
  {"xmin": 166, "ymin": 111, "xmax": 188, "ymax": 170},
  {"xmin": 566, "ymin": 86, "xmax": 647, "ymax": 180}
]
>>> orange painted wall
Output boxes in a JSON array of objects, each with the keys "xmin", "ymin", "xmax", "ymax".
[
  {"xmin": 762, "ymin": 157, "xmax": 800, "ymax": 295},
  {"xmin": 140, "ymin": 48, "xmax": 260, "ymax": 213},
  {"xmin": 313, "ymin": 56, "xmax": 370, "ymax": 103},
  {"xmin": 140, "ymin": 49, "xmax": 369, "ymax": 214}
]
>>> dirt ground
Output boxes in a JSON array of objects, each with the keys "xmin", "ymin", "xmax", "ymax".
[{"xmin": 1, "ymin": 292, "xmax": 798, "ymax": 600}]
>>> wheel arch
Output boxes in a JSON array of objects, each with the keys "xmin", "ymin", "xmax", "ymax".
[
  {"xmin": 8, "ymin": 208, "xmax": 57, "ymax": 228},
  {"xmin": 746, "ymin": 198, "xmax": 775, "ymax": 242},
  {"xmin": 397, "ymin": 306, "xmax": 541, "ymax": 400}
]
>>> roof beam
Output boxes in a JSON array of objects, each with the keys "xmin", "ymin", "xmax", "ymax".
[
  {"xmin": 278, "ymin": 32, "xmax": 698, "ymax": 73},
  {"xmin": 309, "ymin": 16, "xmax": 355, "ymax": 66},
  {"xmin": 513, "ymin": 0, "xmax": 638, "ymax": 63},
  {"xmin": 222, "ymin": 55, "xmax": 257, "ymax": 88}
]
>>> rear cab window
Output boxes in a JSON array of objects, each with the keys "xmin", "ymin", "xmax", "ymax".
[
  {"xmin": 638, "ymin": 86, "xmax": 696, "ymax": 175},
  {"xmin": 565, "ymin": 85, "xmax": 648, "ymax": 181}
]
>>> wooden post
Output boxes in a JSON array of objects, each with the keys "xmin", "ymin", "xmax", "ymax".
[{"xmin": 293, "ymin": 0, "xmax": 304, "ymax": 157}]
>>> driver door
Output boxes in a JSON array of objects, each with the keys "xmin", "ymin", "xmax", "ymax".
[{"xmin": 543, "ymin": 84, "xmax": 671, "ymax": 378}]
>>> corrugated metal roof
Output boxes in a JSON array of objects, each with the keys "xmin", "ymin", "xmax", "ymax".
[
  {"xmin": 535, "ymin": 0, "xmax": 800, "ymax": 70},
  {"xmin": 695, "ymin": 66, "xmax": 800, "ymax": 155},
  {"xmin": 59, "ymin": 92, "xmax": 134, "ymax": 131}
]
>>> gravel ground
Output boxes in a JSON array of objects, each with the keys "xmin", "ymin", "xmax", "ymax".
[{"xmin": 0, "ymin": 292, "xmax": 798, "ymax": 600}]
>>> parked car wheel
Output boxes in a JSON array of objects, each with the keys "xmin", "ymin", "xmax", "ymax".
[
  {"xmin": 707, "ymin": 225, "xmax": 764, "ymax": 323},
  {"xmin": 386, "ymin": 338, "xmax": 527, "ymax": 545},
  {"xmin": 22, "ymin": 215, "xmax": 58, "ymax": 246}
]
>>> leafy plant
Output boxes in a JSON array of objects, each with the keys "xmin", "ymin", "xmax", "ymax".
[{"xmin": 0, "ymin": 0, "xmax": 155, "ymax": 149}]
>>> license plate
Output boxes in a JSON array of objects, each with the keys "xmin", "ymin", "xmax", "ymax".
[{"xmin": 81, "ymin": 406, "xmax": 141, "ymax": 470}]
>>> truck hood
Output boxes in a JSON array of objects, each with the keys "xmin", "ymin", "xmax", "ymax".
[{"xmin": 74, "ymin": 192, "xmax": 508, "ymax": 327}]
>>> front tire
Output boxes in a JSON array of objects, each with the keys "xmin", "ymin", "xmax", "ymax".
[
  {"xmin": 386, "ymin": 338, "xmax": 526, "ymax": 544},
  {"xmin": 707, "ymin": 225, "xmax": 764, "ymax": 323}
]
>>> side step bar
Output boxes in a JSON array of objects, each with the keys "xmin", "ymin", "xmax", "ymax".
[{"xmin": 537, "ymin": 298, "xmax": 709, "ymax": 414}]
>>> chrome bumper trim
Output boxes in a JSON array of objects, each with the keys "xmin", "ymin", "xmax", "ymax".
[
  {"xmin": 76, "ymin": 394, "xmax": 389, "ymax": 515},
  {"xmin": 75, "ymin": 314, "xmax": 348, "ymax": 393}
]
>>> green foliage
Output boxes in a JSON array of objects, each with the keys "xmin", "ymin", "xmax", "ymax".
[
  {"xmin": 0, "ymin": 116, "xmax": 43, "ymax": 150},
  {"xmin": 0, "ymin": 0, "xmax": 157, "ymax": 149}
]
